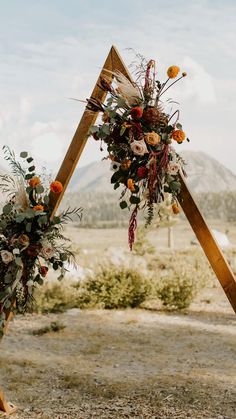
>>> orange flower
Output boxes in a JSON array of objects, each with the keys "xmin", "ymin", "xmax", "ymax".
[
  {"xmin": 29, "ymin": 176, "xmax": 41, "ymax": 188},
  {"xmin": 172, "ymin": 130, "xmax": 186, "ymax": 143},
  {"xmin": 127, "ymin": 178, "xmax": 135, "ymax": 192},
  {"xmin": 167, "ymin": 65, "xmax": 180, "ymax": 79},
  {"xmin": 172, "ymin": 203, "xmax": 180, "ymax": 214},
  {"xmin": 121, "ymin": 159, "xmax": 131, "ymax": 170},
  {"xmin": 33, "ymin": 204, "xmax": 44, "ymax": 211},
  {"xmin": 50, "ymin": 181, "xmax": 63, "ymax": 194}
]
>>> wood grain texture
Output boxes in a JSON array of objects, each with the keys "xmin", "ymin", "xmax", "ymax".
[
  {"xmin": 179, "ymin": 172, "xmax": 236, "ymax": 313},
  {"xmin": 0, "ymin": 390, "xmax": 16, "ymax": 415},
  {"xmin": 49, "ymin": 46, "xmax": 132, "ymax": 217}
]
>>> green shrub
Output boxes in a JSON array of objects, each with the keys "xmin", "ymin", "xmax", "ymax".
[
  {"xmin": 35, "ymin": 281, "xmax": 79, "ymax": 313},
  {"xmin": 31, "ymin": 321, "xmax": 65, "ymax": 336},
  {"xmin": 76, "ymin": 265, "xmax": 150, "ymax": 309},
  {"xmin": 156, "ymin": 273, "xmax": 196, "ymax": 310}
]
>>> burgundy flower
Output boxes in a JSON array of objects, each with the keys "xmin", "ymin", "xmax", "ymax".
[
  {"xmin": 130, "ymin": 107, "xmax": 143, "ymax": 120},
  {"xmin": 25, "ymin": 244, "xmax": 41, "ymax": 258},
  {"xmin": 39, "ymin": 266, "xmax": 49, "ymax": 277},
  {"xmin": 137, "ymin": 166, "xmax": 148, "ymax": 179}
]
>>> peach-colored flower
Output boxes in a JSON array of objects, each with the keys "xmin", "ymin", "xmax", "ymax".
[
  {"xmin": 130, "ymin": 140, "xmax": 148, "ymax": 156},
  {"xmin": 168, "ymin": 162, "xmax": 180, "ymax": 175},
  {"xmin": 144, "ymin": 132, "xmax": 161, "ymax": 146},
  {"xmin": 18, "ymin": 234, "xmax": 30, "ymax": 247}
]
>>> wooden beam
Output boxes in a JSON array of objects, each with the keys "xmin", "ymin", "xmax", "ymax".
[
  {"xmin": 0, "ymin": 389, "xmax": 16, "ymax": 415},
  {"xmin": 0, "ymin": 310, "xmax": 16, "ymax": 414},
  {"xmin": 178, "ymin": 173, "xmax": 236, "ymax": 313},
  {"xmin": 49, "ymin": 45, "xmax": 132, "ymax": 217}
]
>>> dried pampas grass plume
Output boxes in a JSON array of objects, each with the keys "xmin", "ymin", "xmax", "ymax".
[
  {"xmin": 104, "ymin": 69, "xmax": 143, "ymax": 105},
  {"xmin": 14, "ymin": 177, "xmax": 29, "ymax": 211}
]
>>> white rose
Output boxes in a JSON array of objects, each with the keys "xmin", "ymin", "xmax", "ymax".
[
  {"xmin": 168, "ymin": 162, "xmax": 180, "ymax": 175},
  {"xmin": 41, "ymin": 246, "xmax": 55, "ymax": 260},
  {"xmin": 130, "ymin": 140, "xmax": 149, "ymax": 156},
  {"xmin": 1, "ymin": 250, "xmax": 14, "ymax": 264}
]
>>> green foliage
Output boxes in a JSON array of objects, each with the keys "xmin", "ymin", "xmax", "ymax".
[
  {"xmin": 133, "ymin": 226, "xmax": 155, "ymax": 256},
  {"xmin": 31, "ymin": 320, "xmax": 65, "ymax": 335},
  {"xmin": 76, "ymin": 265, "xmax": 150, "ymax": 309},
  {"xmin": 156, "ymin": 273, "xmax": 196, "ymax": 310},
  {"xmin": 35, "ymin": 281, "xmax": 79, "ymax": 313}
]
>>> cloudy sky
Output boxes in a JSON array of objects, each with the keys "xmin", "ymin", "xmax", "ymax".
[{"xmin": 0, "ymin": 0, "xmax": 236, "ymax": 177}]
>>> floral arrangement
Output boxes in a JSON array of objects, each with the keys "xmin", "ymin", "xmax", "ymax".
[
  {"xmin": 89, "ymin": 57, "xmax": 189, "ymax": 249},
  {"xmin": 0, "ymin": 146, "xmax": 82, "ymax": 335}
]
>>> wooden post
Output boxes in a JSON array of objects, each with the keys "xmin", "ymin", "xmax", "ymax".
[
  {"xmin": 178, "ymin": 173, "xmax": 236, "ymax": 313},
  {"xmin": 0, "ymin": 310, "xmax": 16, "ymax": 414}
]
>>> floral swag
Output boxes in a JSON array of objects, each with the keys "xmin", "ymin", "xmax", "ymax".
[
  {"xmin": 0, "ymin": 147, "xmax": 82, "ymax": 336},
  {"xmin": 89, "ymin": 57, "xmax": 189, "ymax": 249}
]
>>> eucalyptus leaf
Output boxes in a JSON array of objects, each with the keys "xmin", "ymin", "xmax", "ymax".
[
  {"xmin": 20, "ymin": 151, "xmax": 28, "ymax": 158},
  {"xmin": 3, "ymin": 203, "xmax": 12, "ymax": 215},
  {"xmin": 120, "ymin": 201, "xmax": 128, "ymax": 209}
]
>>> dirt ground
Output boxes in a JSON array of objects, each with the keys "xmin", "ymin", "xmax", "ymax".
[
  {"xmin": 0, "ymin": 304, "xmax": 236, "ymax": 419},
  {"xmin": 1, "ymin": 223, "xmax": 236, "ymax": 419}
]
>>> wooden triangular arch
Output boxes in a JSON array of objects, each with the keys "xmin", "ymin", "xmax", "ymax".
[
  {"xmin": 50, "ymin": 45, "xmax": 236, "ymax": 312},
  {"xmin": 1, "ymin": 45, "xmax": 236, "ymax": 414}
]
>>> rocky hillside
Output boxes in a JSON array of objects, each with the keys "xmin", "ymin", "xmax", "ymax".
[{"xmin": 68, "ymin": 151, "xmax": 236, "ymax": 193}]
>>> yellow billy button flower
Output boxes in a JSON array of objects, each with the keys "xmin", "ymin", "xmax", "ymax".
[
  {"xmin": 127, "ymin": 178, "xmax": 136, "ymax": 192},
  {"xmin": 167, "ymin": 65, "xmax": 180, "ymax": 79}
]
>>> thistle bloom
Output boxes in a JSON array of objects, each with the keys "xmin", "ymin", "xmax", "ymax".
[
  {"xmin": 50, "ymin": 181, "xmax": 63, "ymax": 194},
  {"xmin": 130, "ymin": 107, "xmax": 143, "ymax": 120},
  {"xmin": 137, "ymin": 166, "xmax": 148, "ymax": 179},
  {"xmin": 172, "ymin": 130, "xmax": 186, "ymax": 143},
  {"xmin": 144, "ymin": 132, "xmax": 161, "ymax": 146},
  {"xmin": 130, "ymin": 140, "xmax": 148, "ymax": 156},
  {"xmin": 29, "ymin": 176, "xmax": 41, "ymax": 188},
  {"xmin": 167, "ymin": 66, "xmax": 180, "ymax": 79}
]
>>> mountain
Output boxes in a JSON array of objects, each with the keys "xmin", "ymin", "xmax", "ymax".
[{"xmin": 68, "ymin": 151, "xmax": 236, "ymax": 194}]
